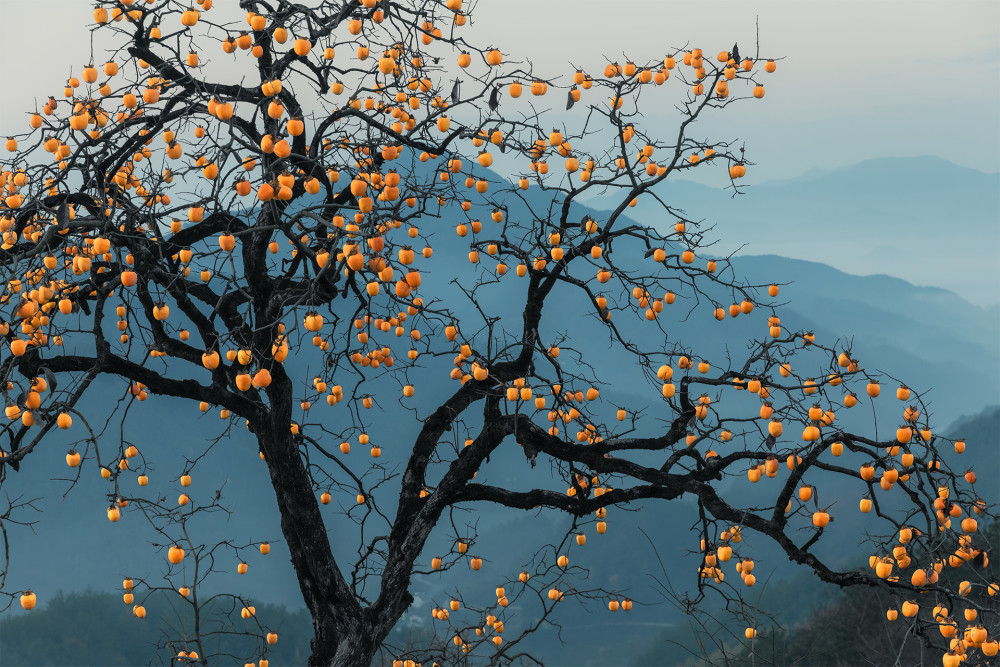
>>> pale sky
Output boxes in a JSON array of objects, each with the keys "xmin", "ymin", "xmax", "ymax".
[
  {"xmin": 1, "ymin": 0, "xmax": 997, "ymax": 182},
  {"xmin": 472, "ymin": 0, "xmax": 1000, "ymax": 180}
]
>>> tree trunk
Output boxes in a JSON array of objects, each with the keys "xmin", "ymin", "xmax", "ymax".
[
  {"xmin": 254, "ymin": 393, "xmax": 372, "ymax": 666},
  {"xmin": 324, "ymin": 630, "xmax": 378, "ymax": 667}
]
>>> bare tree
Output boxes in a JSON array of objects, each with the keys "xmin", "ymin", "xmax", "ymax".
[{"xmin": 0, "ymin": 2, "xmax": 995, "ymax": 666}]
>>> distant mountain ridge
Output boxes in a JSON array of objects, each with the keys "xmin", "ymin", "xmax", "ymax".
[
  {"xmin": 587, "ymin": 156, "xmax": 1000, "ymax": 306},
  {"xmin": 2, "ymin": 154, "xmax": 997, "ymax": 667},
  {"xmin": 753, "ymin": 155, "xmax": 998, "ymax": 187}
]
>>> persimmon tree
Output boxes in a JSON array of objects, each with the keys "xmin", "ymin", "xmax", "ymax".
[{"xmin": 0, "ymin": 1, "xmax": 996, "ymax": 666}]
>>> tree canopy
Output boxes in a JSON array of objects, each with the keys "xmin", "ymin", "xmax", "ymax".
[{"xmin": 0, "ymin": 1, "xmax": 996, "ymax": 666}]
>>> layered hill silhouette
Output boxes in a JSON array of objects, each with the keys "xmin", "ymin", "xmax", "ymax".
[
  {"xmin": 583, "ymin": 156, "xmax": 1000, "ymax": 307},
  {"xmin": 5, "ymin": 406, "xmax": 996, "ymax": 666},
  {"xmin": 2, "ymin": 156, "xmax": 997, "ymax": 665}
]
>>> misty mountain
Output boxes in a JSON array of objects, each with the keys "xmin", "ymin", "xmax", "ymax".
[
  {"xmin": 2, "ymin": 155, "xmax": 997, "ymax": 666},
  {"xmin": 583, "ymin": 156, "xmax": 1000, "ymax": 306},
  {"xmin": 6, "ymin": 405, "xmax": 996, "ymax": 666}
]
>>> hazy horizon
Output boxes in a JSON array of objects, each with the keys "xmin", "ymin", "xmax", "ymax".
[
  {"xmin": 3, "ymin": 0, "xmax": 997, "ymax": 177},
  {"xmin": 1, "ymin": 1, "xmax": 997, "ymax": 306}
]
